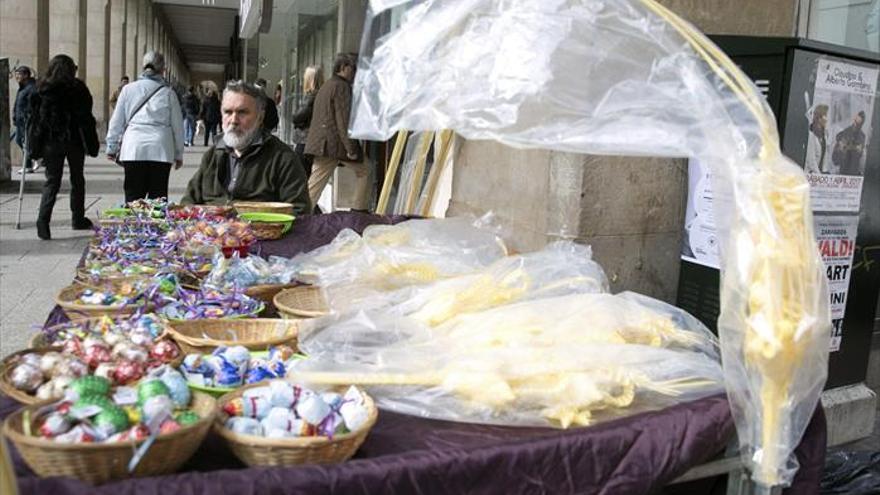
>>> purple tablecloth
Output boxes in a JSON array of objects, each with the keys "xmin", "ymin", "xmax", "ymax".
[{"xmin": 21, "ymin": 211, "xmax": 825, "ymax": 494}]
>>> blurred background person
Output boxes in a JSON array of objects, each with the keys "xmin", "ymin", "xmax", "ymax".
[
  {"xmin": 12, "ymin": 65, "xmax": 37, "ymax": 172},
  {"xmin": 27, "ymin": 54, "xmax": 100, "ymax": 240},
  {"xmin": 292, "ymin": 65, "xmax": 322, "ymax": 178},
  {"xmin": 106, "ymin": 51, "xmax": 184, "ymax": 202},
  {"xmin": 201, "ymin": 88, "xmax": 221, "ymax": 146},
  {"xmin": 254, "ymin": 78, "xmax": 279, "ymax": 133},
  {"xmin": 109, "ymin": 75, "xmax": 129, "ymax": 113},
  {"xmin": 182, "ymin": 85, "xmax": 201, "ymax": 146}
]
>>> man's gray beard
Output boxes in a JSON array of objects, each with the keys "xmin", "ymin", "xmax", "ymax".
[{"xmin": 223, "ymin": 125, "xmax": 259, "ymax": 150}]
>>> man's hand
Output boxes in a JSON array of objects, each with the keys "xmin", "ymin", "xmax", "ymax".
[{"xmin": 174, "ymin": 159, "xmax": 183, "ymax": 170}]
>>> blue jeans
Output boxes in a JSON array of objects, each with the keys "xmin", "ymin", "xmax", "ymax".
[{"xmin": 184, "ymin": 116, "xmax": 196, "ymax": 145}]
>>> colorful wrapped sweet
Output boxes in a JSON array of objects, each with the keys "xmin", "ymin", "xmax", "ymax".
[{"xmin": 180, "ymin": 345, "xmax": 296, "ymax": 389}]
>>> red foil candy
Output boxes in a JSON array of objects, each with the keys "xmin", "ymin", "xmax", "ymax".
[
  {"xmin": 83, "ymin": 344, "xmax": 112, "ymax": 369},
  {"xmin": 149, "ymin": 340, "xmax": 180, "ymax": 363},
  {"xmin": 112, "ymin": 359, "xmax": 144, "ymax": 385}
]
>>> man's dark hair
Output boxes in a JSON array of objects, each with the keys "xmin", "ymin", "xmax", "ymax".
[
  {"xmin": 14, "ymin": 66, "xmax": 32, "ymax": 77},
  {"xmin": 224, "ymin": 79, "xmax": 266, "ymax": 115},
  {"xmin": 857, "ymin": 111, "xmax": 866, "ymax": 120},
  {"xmin": 332, "ymin": 54, "xmax": 355, "ymax": 74},
  {"xmin": 121, "ymin": 75, "xmax": 130, "ymax": 82}
]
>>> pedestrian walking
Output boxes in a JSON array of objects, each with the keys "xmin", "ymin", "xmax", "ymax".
[
  {"xmin": 105, "ymin": 51, "xmax": 184, "ymax": 203},
  {"xmin": 305, "ymin": 54, "xmax": 370, "ymax": 211},
  {"xmin": 182, "ymin": 86, "xmax": 201, "ymax": 146},
  {"xmin": 254, "ymin": 78, "xmax": 280, "ymax": 132},
  {"xmin": 27, "ymin": 54, "xmax": 100, "ymax": 240},
  {"xmin": 201, "ymin": 89, "xmax": 221, "ymax": 146},
  {"xmin": 292, "ymin": 65, "xmax": 322, "ymax": 178},
  {"xmin": 109, "ymin": 75, "xmax": 129, "ymax": 113},
  {"xmin": 12, "ymin": 66, "xmax": 37, "ymax": 172}
]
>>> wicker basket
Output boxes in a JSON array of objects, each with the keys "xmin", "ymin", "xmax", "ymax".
[
  {"xmin": 233, "ymin": 201, "xmax": 295, "ymax": 215},
  {"xmin": 273, "ymin": 285, "xmax": 330, "ymax": 320},
  {"xmin": 214, "ymin": 383, "xmax": 377, "ymax": 466},
  {"xmin": 249, "ymin": 222, "xmax": 286, "ymax": 240},
  {"xmin": 244, "ymin": 283, "xmax": 298, "ymax": 317},
  {"xmin": 165, "ymin": 318, "xmax": 299, "ymax": 355},
  {"xmin": 30, "ymin": 316, "xmax": 170, "ymax": 348},
  {"xmin": 2, "ymin": 392, "xmax": 215, "ymax": 484},
  {"xmin": 54, "ymin": 281, "xmax": 150, "ymax": 320},
  {"xmin": 0, "ymin": 349, "xmax": 47, "ymax": 404}
]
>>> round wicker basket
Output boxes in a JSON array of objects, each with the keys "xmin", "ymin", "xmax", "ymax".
[
  {"xmin": 2, "ymin": 392, "xmax": 216, "ymax": 484},
  {"xmin": 164, "ymin": 318, "xmax": 299, "ymax": 355},
  {"xmin": 248, "ymin": 222, "xmax": 286, "ymax": 240},
  {"xmin": 273, "ymin": 285, "xmax": 330, "ymax": 320},
  {"xmin": 233, "ymin": 201, "xmax": 295, "ymax": 215},
  {"xmin": 54, "ymin": 282, "xmax": 150, "ymax": 320},
  {"xmin": 244, "ymin": 283, "xmax": 299, "ymax": 317},
  {"xmin": 214, "ymin": 383, "xmax": 377, "ymax": 466}
]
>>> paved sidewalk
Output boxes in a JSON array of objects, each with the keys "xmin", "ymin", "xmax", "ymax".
[{"xmin": 0, "ymin": 146, "xmax": 206, "ymax": 358}]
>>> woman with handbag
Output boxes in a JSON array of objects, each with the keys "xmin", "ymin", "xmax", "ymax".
[
  {"xmin": 27, "ymin": 54, "xmax": 100, "ymax": 240},
  {"xmin": 106, "ymin": 51, "xmax": 184, "ymax": 202}
]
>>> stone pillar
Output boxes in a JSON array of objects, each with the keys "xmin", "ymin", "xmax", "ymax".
[
  {"xmin": 109, "ymin": 0, "xmax": 126, "ymax": 87},
  {"xmin": 0, "ymin": 58, "xmax": 9, "ymax": 182},
  {"xmin": 85, "ymin": 0, "xmax": 110, "ymax": 137},
  {"xmin": 49, "ymin": 0, "xmax": 81, "ymax": 62},
  {"xmin": 337, "ymin": 0, "xmax": 366, "ymax": 54},
  {"xmin": 78, "ymin": 0, "xmax": 88, "ymax": 82},
  {"xmin": 127, "ymin": 0, "xmax": 138, "ymax": 78}
]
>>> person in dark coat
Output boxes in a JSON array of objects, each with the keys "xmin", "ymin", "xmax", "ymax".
[
  {"xmin": 27, "ymin": 54, "xmax": 100, "ymax": 240},
  {"xmin": 12, "ymin": 66, "xmax": 38, "ymax": 172},
  {"xmin": 292, "ymin": 66, "xmax": 322, "ymax": 178},
  {"xmin": 254, "ymin": 78, "xmax": 280, "ymax": 132},
  {"xmin": 182, "ymin": 86, "xmax": 201, "ymax": 146},
  {"xmin": 200, "ymin": 89, "xmax": 221, "ymax": 146},
  {"xmin": 304, "ymin": 54, "xmax": 370, "ymax": 210}
]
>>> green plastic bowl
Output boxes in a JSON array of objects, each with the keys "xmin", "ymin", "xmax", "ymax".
[
  {"xmin": 238, "ymin": 212, "xmax": 295, "ymax": 234},
  {"xmin": 102, "ymin": 207, "xmax": 132, "ymax": 218},
  {"xmin": 184, "ymin": 351, "xmax": 270, "ymax": 398}
]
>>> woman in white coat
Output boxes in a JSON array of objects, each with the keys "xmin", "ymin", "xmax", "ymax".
[{"xmin": 106, "ymin": 51, "xmax": 184, "ymax": 202}]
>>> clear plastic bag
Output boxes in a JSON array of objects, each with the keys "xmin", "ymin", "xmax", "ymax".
[
  {"xmin": 322, "ymin": 240, "xmax": 609, "ymax": 321},
  {"xmin": 203, "ymin": 251, "xmax": 299, "ymax": 289},
  {"xmin": 293, "ymin": 291, "xmax": 724, "ymax": 428},
  {"xmin": 349, "ymin": 0, "xmax": 831, "ymax": 488},
  {"xmin": 291, "ymin": 215, "xmax": 508, "ymax": 289}
]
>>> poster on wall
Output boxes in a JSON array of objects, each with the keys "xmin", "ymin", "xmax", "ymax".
[
  {"xmin": 680, "ymin": 160, "xmax": 720, "ymax": 270},
  {"xmin": 815, "ymin": 215, "xmax": 861, "ymax": 351}
]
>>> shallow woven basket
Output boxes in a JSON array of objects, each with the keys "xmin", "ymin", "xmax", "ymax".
[
  {"xmin": 54, "ymin": 282, "xmax": 149, "ymax": 320},
  {"xmin": 164, "ymin": 318, "xmax": 299, "ymax": 355},
  {"xmin": 214, "ymin": 383, "xmax": 377, "ymax": 466},
  {"xmin": 244, "ymin": 283, "xmax": 299, "ymax": 317},
  {"xmin": 233, "ymin": 201, "xmax": 295, "ymax": 215},
  {"xmin": 273, "ymin": 285, "xmax": 330, "ymax": 320},
  {"xmin": 2, "ymin": 392, "xmax": 215, "ymax": 484},
  {"xmin": 249, "ymin": 222, "xmax": 286, "ymax": 240},
  {"xmin": 3, "ymin": 346, "xmax": 184, "ymax": 405}
]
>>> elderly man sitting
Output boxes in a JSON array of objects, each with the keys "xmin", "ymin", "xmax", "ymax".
[{"xmin": 181, "ymin": 80, "xmax": 310, "ymax": 214}]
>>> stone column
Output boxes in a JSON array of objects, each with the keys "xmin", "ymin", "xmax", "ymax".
[
  {"xmin": 336, "ymin": 0, "xmax": 366, "ymax": 54},
  {"xmin": 49, "ymin": 0, "xmax": 81, "ymax": 63},
  {"xmin": 85, "ymin": 0, "xmax": 110, "ymax": 137},
  {"xmin": 109, "ymin": 0, "xmax": 126, "ymax": 85}
]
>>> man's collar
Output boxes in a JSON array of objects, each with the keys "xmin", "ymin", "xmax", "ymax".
[{"xmin": 223, "ymin": 130, "xmax": 269, "ymax": 157}]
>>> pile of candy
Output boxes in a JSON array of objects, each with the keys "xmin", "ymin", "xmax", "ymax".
[
  {"xmin": 9, "ymin": 336, "xmax": 180, "ymax": 399},
  {"xmin": 34, "ymin": 368, "xmax": 201, "ymax": 443},
  {"xmin": 166, "ymin": 220, "xmax": 256, "ymax": 251},
  {"xmin": 223, "ymin": 381, "xmax": 370, "ymax": 439},
  {"xmin": 166, "ymin": 204, "xmax": 234, "ymax": 221},
  {"xmin": 156, "ymin": 286, "xmax": 264, "ymax": 320},
  {"xmin": 127, "ymin": 198, "xmax": 168, "ymax": 218},
  {"xmin": 204, "ymin": 251, "xmax": 299, "ymax": 290},
  {"xmin": 181, "ymin": 345, "xmax": 297, "ymax": 388},
  {"xmin": 39, "ymin": 314, "xmax": 167, "ymax": 349}
]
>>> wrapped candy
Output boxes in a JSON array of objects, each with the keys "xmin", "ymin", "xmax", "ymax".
[
  {"xmin": 159, "ymin": 419, "xmax": 181, "ymax": 434},
  {"xmin": 158, "ymin": 367, "xmax": 191, "ymax": 408},
  {"xmin": 137, "ymin": 379, "xmax": 170, "ymax": 405},
  {"xmin": 39, "ymin": 352, "xmax": 64, "ymax": 374},
  {"xmin": 149, "ymin": 340, "xmax": 180, "ymax": 363},
  {"xmin": 53, "ymin": 425, "xmax": 95, "ymax": 443},
  {"xmin": 69, "ymin": 376, "xmax": 111, "ymax": 398},
  {"xmin": 340, "ymin": 387, "xmax": 370, "ymax": 432},
  {"xmin": 38, "ymin": 412, "xmax": 72, "ymax": 438},
  {"xmin": 93, "ymin": 406, "xmax": 130, "ymax": 436},
  {"xmin": 141, "ymin": 395, "xmax": 175, "ymax": 425},
  {"xmin": 83, "ymin": 344, "xmax": 112, "ymax": 368},
  {"xmin": 269, "ymin": 345, "xmax": 296, "ymax": 362},
  {"xmin": 112, "ymin": 342, "xmax": 149, "ymax": 363},
  {"xmin": 129, "ymin": 330, "xmax": 154, "ymax": 348},
  {"xmin": 295, "ymin": 392, "xmax": 331, "ymax": 425},
  {"xmin": 175, "ymin": 410, "xmax": 200, "ymax": 426},
  {"xmin": 36, "ymin": 376, "xmax": 74, "ymax": 401},
  {"xmin": 260, "ymin": 407, "xmax": 309, "ymax": 436},
  {"xmin": 62, "ymin": 339, "xmax": 84, "ymax": 357},
  {"xmin": 10, "ymin": 363, "xmax": 43, "ymax": 392},
  {"xmin": 107, "ymin": 424, "xmax": 150, "ymax": 443},
  {"xmin": 18, "ymin": 353, "xmax": 42, "ymax": 369},
  {"xmin": 223, "ymin": 395, "xmax": 271, "ymax": 419},
  {"xmin": 50, "ymin": 357, "xmax": 89, "ymax": 380},
  {"xmin": 225, "ymin": 417, "xmax": 263, "ymax": 436},
  {"xmin": 113, "ymin": 359, "xmax": 145, "ymax": 385},
  {"xmin": 94, "ymin": 363, "xmax": 117, "ymax": 382}
]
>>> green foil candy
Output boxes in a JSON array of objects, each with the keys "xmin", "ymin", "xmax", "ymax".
[
  {"xmin": 137, "ymin": 379, "xmax": 171, "ymax": 406},
  {"xmin": 69, "ymin": 376, "xmax": 111, "ymax": 398},
  {"xmin": 93, "ymin": 406, "xmax": 130, "ymax": 435},
  {"xmin": 175, "ymin": 410, "xmax": 200, "ymax": 426}
]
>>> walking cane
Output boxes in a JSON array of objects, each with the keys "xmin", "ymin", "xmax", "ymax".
[{"xmin": 15, "ymin": 135, "xmax": 28, "ymax": 230}]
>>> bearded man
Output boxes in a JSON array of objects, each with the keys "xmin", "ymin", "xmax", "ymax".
[{"xmin": 181, "ymin": 80, "xmax": 310, "ymax": 213}]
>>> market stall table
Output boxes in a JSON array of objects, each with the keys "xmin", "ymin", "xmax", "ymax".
[{"xmin": 8, "ymin": 212, "xmax": 826, "ymax": 494}]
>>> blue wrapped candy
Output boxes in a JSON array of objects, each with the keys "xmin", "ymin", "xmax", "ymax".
[{"xmin": 159, "ymin": 367, "xmax": 191, "ymax": 408}]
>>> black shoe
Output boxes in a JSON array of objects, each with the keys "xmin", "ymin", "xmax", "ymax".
[
  {"xmin": 72, "ymin": 217, "xmax": 94, "ymax": 230},
  {"xmin": 37, "ymin": 220, "xmax": 51, "ymax": 240}
]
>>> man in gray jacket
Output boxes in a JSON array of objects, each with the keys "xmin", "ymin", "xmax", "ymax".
[{"xmin": 105, "ymin": 51, "xmax": 184, "ymax": 202}]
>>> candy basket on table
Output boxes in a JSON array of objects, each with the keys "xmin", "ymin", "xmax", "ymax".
[
  {"xmin": 273, "ymin": 285, "xmax": 330, "ymax": 320},
  {"xmin": 165, "ymin": 318, "xmax": 299, "ymax": 355},
  {"xmin": 233, "ymin": 201, "xmax": 295, "ymax": 215},
  {"xmin": 213, "ymin": 380, "xmax": 377, "ymax": 466},
  {"xmin": 54, "ymin": 279, "xmax": 153, "ymax": 320},
  {"xmin": 1, "ymin": 391, "xmax": 215, "ymax": 484}
]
